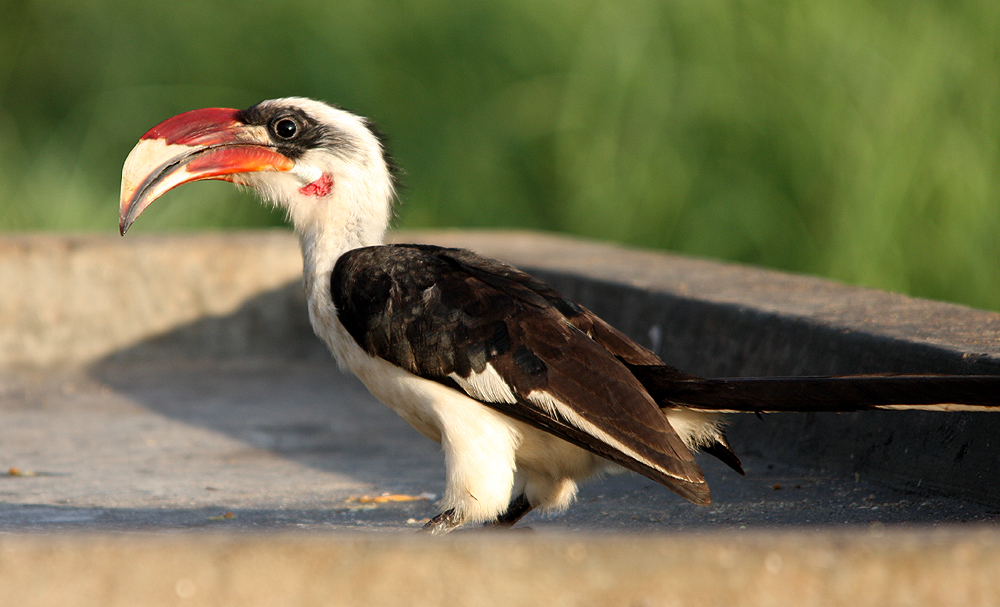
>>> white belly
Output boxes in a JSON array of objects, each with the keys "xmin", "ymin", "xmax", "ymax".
[{"xmin": 321, "ymin": 311, "xmax": 605, "ymax": 518}]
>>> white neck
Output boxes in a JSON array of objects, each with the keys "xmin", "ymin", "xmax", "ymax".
[
  {"xmin": 286, "ymin": 165, "xmax": 393, "ymax": 297},
  {"xmin": 275, "ymin": 165, "xmax": 392, "ymax": 370}
]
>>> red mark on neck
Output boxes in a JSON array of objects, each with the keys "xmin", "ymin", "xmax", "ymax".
[{"xmin": 299, "ymin": 174, "xmax": 333, "ymax": 197}]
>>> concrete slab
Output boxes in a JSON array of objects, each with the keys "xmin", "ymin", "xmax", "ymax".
[{"xmin": 1, "ymin": 231, "xmax": 999, "ymax": 605}]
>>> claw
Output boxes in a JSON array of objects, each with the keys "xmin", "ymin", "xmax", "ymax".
[{"xmin": 420, "ymin": 508, "xmax": 463, "ymax": 535}]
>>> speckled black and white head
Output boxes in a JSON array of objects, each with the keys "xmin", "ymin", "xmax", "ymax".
[{"xmin": 120, "ymin": 97, "xmax": 395, "ymax": 252}]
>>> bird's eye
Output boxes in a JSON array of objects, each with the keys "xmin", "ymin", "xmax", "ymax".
[{"xmin": 274, "ymin": 118, "xmax": 298, "ymax": 140}]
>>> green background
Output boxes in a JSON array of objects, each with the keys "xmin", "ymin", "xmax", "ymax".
[{"xmin": 2, "ymin": 0, "xmax": 998, "ymax": 309}]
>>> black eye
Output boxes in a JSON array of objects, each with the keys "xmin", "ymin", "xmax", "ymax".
[{"xmin": 274, "ymin": 118, "xmax": 298, "ymax": 139}]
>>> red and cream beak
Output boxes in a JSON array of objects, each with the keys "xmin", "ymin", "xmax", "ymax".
[{"xmin": 119, "ymin": 107, "xmax": 294, "ymax": 235}]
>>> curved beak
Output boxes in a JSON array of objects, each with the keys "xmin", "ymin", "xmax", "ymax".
[{"xmin": 119, "ymin": 107, "xmax": 294, "ymax": 235}]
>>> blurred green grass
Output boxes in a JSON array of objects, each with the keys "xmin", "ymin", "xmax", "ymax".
[{"xmin": 1, "ymin": 0, "xmax": 998, "ymax": 309}]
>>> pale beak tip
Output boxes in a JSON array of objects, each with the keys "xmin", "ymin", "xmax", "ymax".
[{"xmin": 119, "ymin": 201, "xmax": 134, "ymax": 236}]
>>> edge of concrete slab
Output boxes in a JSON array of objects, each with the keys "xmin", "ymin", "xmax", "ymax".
[{"xmin": 2, "ymin": 528, "xmax": 999, "ymax": 607}]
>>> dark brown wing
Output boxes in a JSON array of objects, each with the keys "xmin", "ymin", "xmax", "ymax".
[{"xmin": 332, "ymin": 244, "xmax": 710, "ymax": 504}]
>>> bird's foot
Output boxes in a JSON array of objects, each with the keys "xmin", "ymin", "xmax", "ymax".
[
  {"xmin": 483, "ymin": 494, "xmax": 533, "ymax": 529},
  {"xmin": 420, "ymin": 508, "xmax": 462, "ymax": 535}
]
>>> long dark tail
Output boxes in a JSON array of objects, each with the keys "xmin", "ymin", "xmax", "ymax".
[{"xmin": 627, "ymin": 365, "xmax": 1000, "ymax": 413}]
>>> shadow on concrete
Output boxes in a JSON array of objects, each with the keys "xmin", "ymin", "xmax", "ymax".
[{"xmin": 84, "ymin": 281, "xmax": 446, "ymax": 495}]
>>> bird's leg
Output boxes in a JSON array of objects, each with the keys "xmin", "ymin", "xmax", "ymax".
[
  {"xmin": 421, "ymin": 508, "xmax": 463, "ymax": 535},
  {"xmin": 485, "ymin": 493, "xmax": 533, "ymax": 528}
]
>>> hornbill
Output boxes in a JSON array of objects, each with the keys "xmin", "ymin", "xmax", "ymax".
[{"xmin": 119, "ymin": 98, "xmax": 1000, "ymax": 533}]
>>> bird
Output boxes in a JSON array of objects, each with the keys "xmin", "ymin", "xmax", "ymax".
[{"xmin": 119, "ymin": 97, "xmax": 1000, "ymax": 533}]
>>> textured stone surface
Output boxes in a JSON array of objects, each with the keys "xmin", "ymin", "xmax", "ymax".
[{"xmin": 0, "ymin": 232, "xmax": 305, "ymax": 366}]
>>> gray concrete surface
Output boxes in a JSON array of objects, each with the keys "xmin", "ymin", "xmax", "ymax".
[
  {"xmin": 3, "ymin": 359, "xmax": 996, "ymax": 534},
  {"xmin": 1, "ymin": 230, "xmax": 999, "ymax": 606}
]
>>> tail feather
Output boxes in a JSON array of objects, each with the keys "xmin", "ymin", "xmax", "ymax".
[
  {"xmin": 700, "ymin": 435, "xmax": 745, "ymax": 475},
  {"xmin": 627, "ymin": 365, "xmax": 1000, "ymax": 413}
]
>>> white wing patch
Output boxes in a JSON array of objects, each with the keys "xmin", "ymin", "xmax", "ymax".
[
  {"xmin": 449, "ymin": 364, "xmax": 518, "ymax": 405},
  {"xmin": 525, "ymin": 390, "xmax": 698, "ymax": 483}
]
